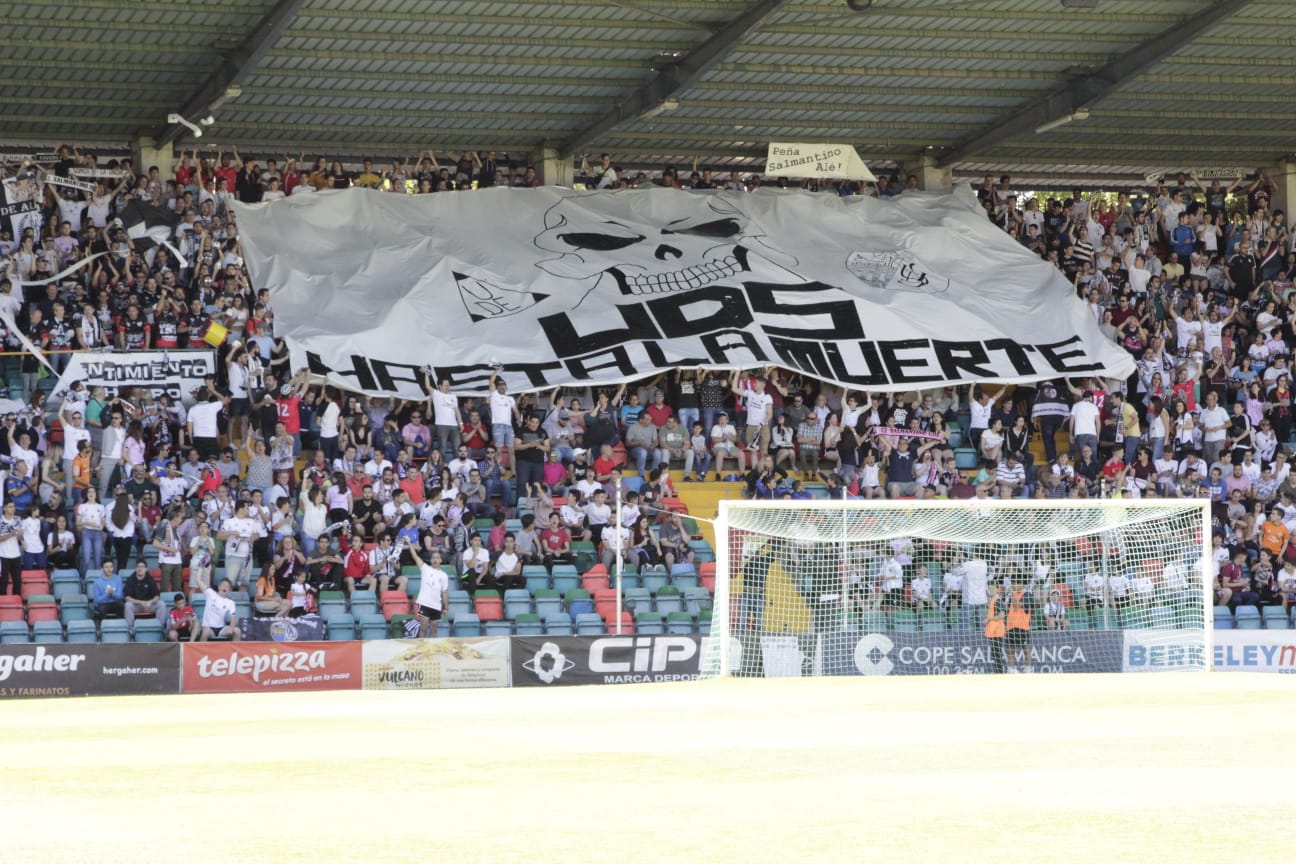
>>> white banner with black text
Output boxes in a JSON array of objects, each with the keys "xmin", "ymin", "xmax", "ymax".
[
  {"xmin": 50, "ymin": 349, "xmax": 216, "ymax": 402},
  {"xmin": 235, "ymin": 186, "xmax": 1134, "ymax": 397}
]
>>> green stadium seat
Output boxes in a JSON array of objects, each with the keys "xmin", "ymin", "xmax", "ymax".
[
  {"xmin": 635, "ymin": 611, "xmax": 665, "ymax": 634},
  {"xmin": 858, "ymin": 611, "xmax": 889, "ymax": 633},
  {"xmin": 666, "ymin": 612, "xmax": 696, "ymax": 634},
  {"xmin": 318, "ymin": 591, "xmax": 347, "ymax": 618},
  {"xmin": 654, "ymin": 584, "xmax": 683, "ymax": 615},
  {"xmin": 533, "ymin": 589, "xmax": 562, "ymax": 619},
  {"xmin": 698, "ymin": 609, "xmax": 712, "ymax": 636},
  {"xmin": 389, "ymin": 614, "xmax": 415, "ymax": 638},
  {"xmin": 514, "ymin": 613, "xmax": 543, "ymax": 636},
  {"xmin": 921, "ymin": 610, "xmax": 946, "ymax": 632}
]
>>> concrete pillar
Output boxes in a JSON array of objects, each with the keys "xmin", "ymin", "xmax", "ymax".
[
  {"xmin": 536, "ymin": 146, "xmax": 572, "ymax": 188},
  {"xmin": 131, "ymin": 132, "xmax": 173, "ymax": 177},
  {"xmin": 1270, "ymin": 158, "xmax": 1296, "ymax": 221},
  {"xmin": 915, "ymin": 153, "xmax": 953, "ymax": 193}
]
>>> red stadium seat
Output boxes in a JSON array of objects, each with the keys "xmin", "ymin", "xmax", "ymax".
[
  {"xmin": 380, "ymin": 590, "xmax": 410, "ymax": 620},
  {"xmin": 606, "ymin": 611, "xmax": 634, "ymax": 634},
  {"xmin": 699, "ymin": 562, "xmax": 716, "ymax": 594},
  {"xmin": 27, "ymin": 599, "xmax": 58, "ymax": 624},
  {"xmin": 0, "ymin": 596, "xmax": 23, "ymax": 622},
  {"xmin": 582, "ymin": 573, "xmax": 610, "ymax": 593},
  {"xmin": 593, "ymin": 588, "xmax": 619, "ymax": 622},
  {"xmin": 21, "ymin": 580, "xmax": 50, "ymax": 602},
  {"xmin": 474, "ymin": 590, "xmax": 503, "ymax": 621}
]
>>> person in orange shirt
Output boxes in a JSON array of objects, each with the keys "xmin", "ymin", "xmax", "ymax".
[
  {"xmin": 71, "ymin": 439, "xmax": 93, "ymax": 505},
  {"xmin": 1005, "ymin": 578, "xmax": 1034, "ymax": 673},
  {"xmin": 1258, "ymin": 508, "xmax": 1289, "ymax": 561}
]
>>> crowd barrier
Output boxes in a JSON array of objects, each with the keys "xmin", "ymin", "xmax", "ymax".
[{"xmin": 1, "ymin": 629, "xmax": 1289, "ymax": 697}]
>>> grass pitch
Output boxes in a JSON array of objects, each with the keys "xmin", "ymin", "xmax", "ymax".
[{"xmin": 3, "ymin": 673, "xmax": 1291, "ymax": 863}]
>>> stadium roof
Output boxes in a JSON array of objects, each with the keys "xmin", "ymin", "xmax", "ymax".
[{"xmin": 4, "ymin": 0, "xmax": 1294, "ymax": 186}]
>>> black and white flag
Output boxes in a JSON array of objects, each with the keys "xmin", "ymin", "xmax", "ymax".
[{"xmin": 119, "ymin": 200, "xmax": 185, "ymax": 266}]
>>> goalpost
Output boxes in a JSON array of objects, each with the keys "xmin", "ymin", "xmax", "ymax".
[{"xmin": 704, "ymin": 499, "xmax": 1212, "ymax": 678}]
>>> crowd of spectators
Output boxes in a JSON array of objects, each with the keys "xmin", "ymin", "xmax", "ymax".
[{"xmin": 1, "ymin": 146, "xmax": 1293, "ymax": 625}]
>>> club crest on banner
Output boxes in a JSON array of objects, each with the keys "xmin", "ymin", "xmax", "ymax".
[{"xmin": 846, "ymin": 251, "xmax": 950, "ymax": 294}]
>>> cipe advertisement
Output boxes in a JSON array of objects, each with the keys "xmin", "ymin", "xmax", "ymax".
[
  {"xmin": 362, "ymin": 638, "xmax": 511, "ymax": 690},
  {"xmin": 0, "ymin": 644, "xmax": 180, "ymax": 698},
  {"xmin": 181, "ymin": 642, "xmax": 361, "ymax": 693},
  {"xmin": 511, "ymin": 635, "xmax": 703, "ymax": 686},
  {"xmin": 817, "ymin": 631, "xmax": 1123, "ymax": 676},
  {"xmin": 1212, "ymin": 631, "xmax": 1296, "ymax": 673}
]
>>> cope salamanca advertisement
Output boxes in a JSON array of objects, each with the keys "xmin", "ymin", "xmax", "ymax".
[{"xmin": 235, "ymin": 187, "xmax": 1133, "ymax": 398}]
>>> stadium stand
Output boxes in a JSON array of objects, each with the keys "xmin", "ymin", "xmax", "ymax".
[{"xmin": 0, "ymin": 146, "xmax": 1292, "ymax": 644}]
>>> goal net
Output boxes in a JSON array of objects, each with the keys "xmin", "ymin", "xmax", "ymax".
[{"xmin": 704, "ymin": 499, "xmax": 1211, "ymax": 678}]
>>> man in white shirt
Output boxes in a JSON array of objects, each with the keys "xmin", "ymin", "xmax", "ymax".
[
  {"xmin": 186, "ymin": 387, "xmax": 229, "ymax": 460},
  {"xmin": 959, "ymin": 553, "xmax": 990, "ymax": 631},
  {"xmin": 448, "ymin": 446, "xmax": 476, "ymax": 487},
  {"xmin": 1198, "ymin": 391, "xmax": 1230, "ymax": 466},
  {"xmin": 1067, "ymin": 390, "xmax": 1100, "ymax": 459},
  {"xmin": 487, "ymin": 368, "xmax": 520, "ymax": 466},
  {"xmin": 710, "ymin": 412, "xmax": 746, "ymax": 477},
  {"xmin": 198, "ymin": 579, "xmax": 241, "ymax": 641},
  {"xmin": 58, "ymin": 399, "xmax": 91, "ymax": 499},
  {"xmin": 218, "ymin": 502, "xmax": 260, "ymax": 590},
  {"xmin": 733, "ymin": 374, "xmax": 774, "ymax": 454},
  {"xmin": 967, "ymin": 384, "xmax": 1004, "ymax": 452},
  {"xmin": 428, "ymin": 375, "xmax": 463, "ymax": 459},
  {"xmin": 408, "ymin": 544, "xmax": 450, "ymax": 637},
  {"xmin": 318, "ymin": 390, "xmax": 342, "ymax": 463}
]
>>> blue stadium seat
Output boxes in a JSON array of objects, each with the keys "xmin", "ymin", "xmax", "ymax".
[
  {"xmin": 575, "ymin": 613, "xmax": 605, "ymax": 635},
  {"xmin": 623, "ymin": 588, "xmax": 652, "ymax": 615},
  {"xmin": 453, "ymin": 614, "xmax": 482, "ymax": 637},
  {"xmin": 544, "ymin": 614, "xmax": 573, "ymax": 636},
  {"xmin": 1262, "ymin": 606, "xmax": 1290, "ymax": 630},
  {"xmin": 484, "ymin": 620, "xmax": 513, "ymax": 637},
  {"xmin": 447, "ymin": 590, "xmax": 472, "ymax": 622},
  {"xmin": 59, "ymin": 595, "xmax": 91, "ymax": 623},
  {"xmin": 684, "ymin": 587, "xmax": 712, "ymax": 617},
  {"xmin": 1147, "ymin": 606, "xmax": 1176, "ymax": 630},
  {"xmin": 349, "ymin": 590, "xmax": 379, "ymax": 617},
  {"xmin": 65, "ymin": 619, "xmax": 97, "ymax": 643},
  {"xmin": 359, "ymin": 613, "xmax": 389, "ymax": 640},
  {"xmin": 326, "ymin": 614, "xmax": 356, "ymax": 640},
  {"xmin": 551, "ymin": 565, "xmax": 580, "ymax": 596},
  {"xmin": 99, "ymin": 620, "xmax": 130, "ymax": 644},
  {"xmin": 32, "ymin": 620, "xmax": 63, "ymax": 643},
  {"xmin": 503, "ymin": 589, "xmax": 532, "ymax": 620},
  {"xmin": 1234, "ymin": 606, "xmax": 1262, "ymax": 630},
  {"xmin": 133, "ymin": 619, "xmax": 164, "ymax": 643},
  {"xmin": 523, "ymin": 566, "xmax": 550, "ymax": 596},
  {"xmin": 641, "ymin": 566, "xmax": 668, "ymax": 595},
  {"xmin": 0, "ymin": 621, "xmax": 29, "ymax": 644}
]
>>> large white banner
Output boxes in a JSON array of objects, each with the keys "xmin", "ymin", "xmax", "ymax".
[
  {"xmin": 235, "ymin": 187, "xmax": 1134, "ymax": 398},
  {"xmin": 51, "ymin": 350, "xmax": 216, "ymax": 403}
]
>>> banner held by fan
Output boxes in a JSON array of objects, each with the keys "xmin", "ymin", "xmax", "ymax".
[{"xmin": 765, "ymin": 143, "xmax": 876, "ymax": 181}]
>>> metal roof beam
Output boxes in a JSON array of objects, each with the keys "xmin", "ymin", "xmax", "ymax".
[
  {"xmin": 155, "ymin": 0, "xmax": 309, "ymax": 149},
  {"xmin": 935, "ymin": 0, "xmax": 1259, "ymax": 167},
  {"xmin": 558, "ymin": 0, "xmax": 791, "ymax": 158}
]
